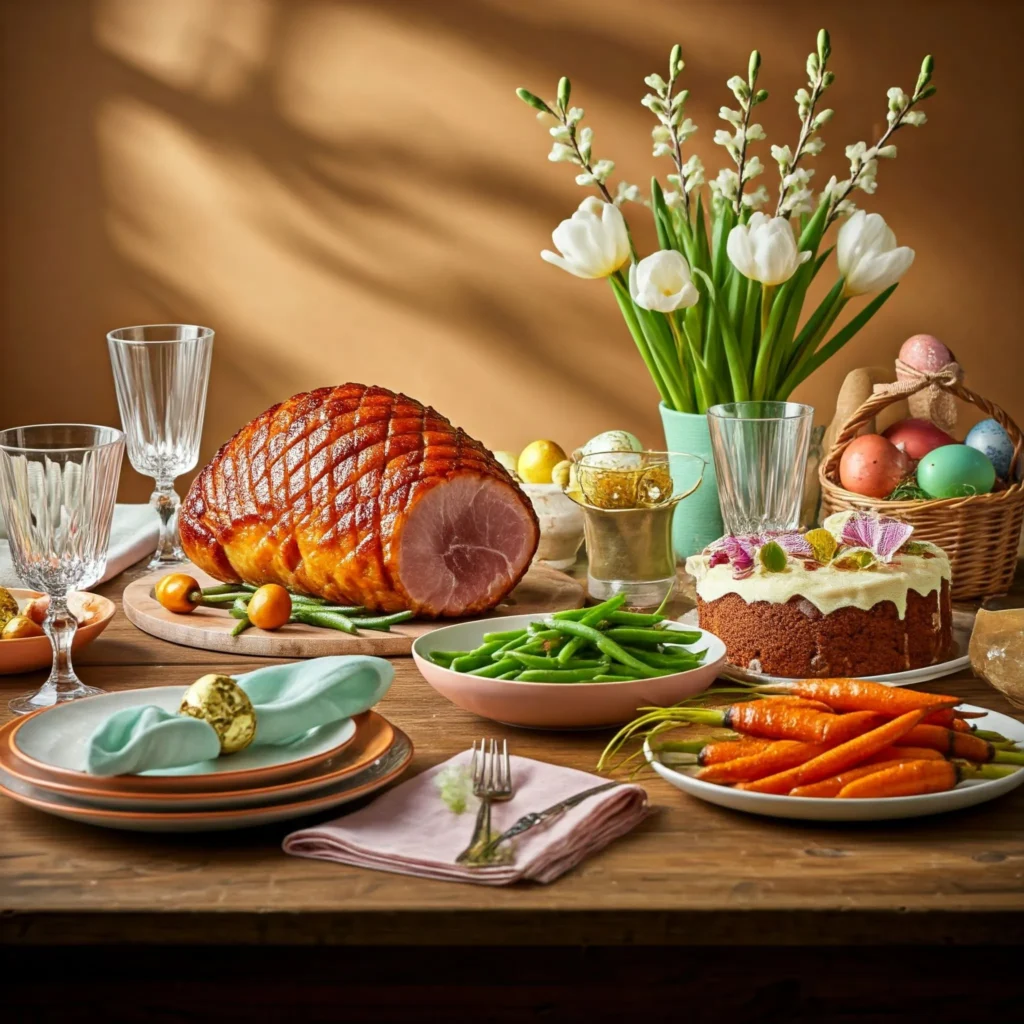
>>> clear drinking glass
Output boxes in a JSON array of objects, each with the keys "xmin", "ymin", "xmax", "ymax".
[
  {"xmin": 0, "ymin": 424, "xmax": 125, "ymax": 714},
  {"xmin": 566, "ymin": 450, "xmax": 705, "ymax": 609},
  {"xmin": 107, "ymin": 324, "xmax": 214, "ymax": 567},
  {"xmin": 707, "ymin": 401, "xmax": 814, "ymax": 535}
]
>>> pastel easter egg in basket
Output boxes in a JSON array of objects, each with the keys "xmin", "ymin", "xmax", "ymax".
[
  {"xmin": 964, "ymin": 418, "xmax": 1015, "ymax": 480},
  {"xmin": 916, "ymin": 444, "xmax": 996, "ymax": 499},
  {"xmin": 899, "ymin": 334, "xmax": 954, "ymax": 372},
  {"xmin": 838, "ymin": 434, "xmax": 910, "ymax": 498},
  {"xmin": 881, "ymin": 418, "xmax": 956, "ymax": 462}
]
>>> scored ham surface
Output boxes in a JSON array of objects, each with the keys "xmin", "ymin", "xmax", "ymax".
[{"xmin": 180, "ymin": 384, "xmax": 539, "ymax": 618}]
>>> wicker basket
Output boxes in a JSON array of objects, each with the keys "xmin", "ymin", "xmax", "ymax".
[{"xmin": 820, "ymin": 375, "xmax": 1024, "ymax": 600}]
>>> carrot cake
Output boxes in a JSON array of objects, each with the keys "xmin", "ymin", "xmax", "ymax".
[{"xmin": 685, "ymin": 512, "xmax": 953, "ymax": 678}]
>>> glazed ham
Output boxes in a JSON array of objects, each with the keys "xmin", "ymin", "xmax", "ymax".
[{"xmin": 180, "ymin": 385, "xmax": 539, "ymax": 618}]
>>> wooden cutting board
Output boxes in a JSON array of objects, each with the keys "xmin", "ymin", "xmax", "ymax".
[{"xmin": 122, "ymin": 561, "xmax": 585, "ymax": 658}]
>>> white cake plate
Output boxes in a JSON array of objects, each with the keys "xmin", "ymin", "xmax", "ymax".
[{"xmin": 678, "ymin": 609, "xmax": 973, "ymax": 687}]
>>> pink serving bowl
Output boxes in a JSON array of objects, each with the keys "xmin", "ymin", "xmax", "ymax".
[{"xmin": 411, "ymin": 612, "xmax": 726, "ymax": 729}]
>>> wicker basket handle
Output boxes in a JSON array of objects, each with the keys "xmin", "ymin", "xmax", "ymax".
[{"xmin": 822, "ymin": 371, "xmax": 1024, "ymax": 482}]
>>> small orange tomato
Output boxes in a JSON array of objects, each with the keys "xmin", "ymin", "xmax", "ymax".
[
  {"xmin": 154, "ymin": 573, "xmax": 201, "ymax": 614},
  {"xmin": 2, "ymin": 615, "xmax": 45, "ymax": 640},
  {"xmin": 246, "ymin": 584, "xmax": 292, "ymax": 631}
]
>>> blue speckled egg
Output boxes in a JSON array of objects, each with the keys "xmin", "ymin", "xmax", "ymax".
[{"xmin": 965, "ymin": 418, "xmax": 1015, "ymax": 479}]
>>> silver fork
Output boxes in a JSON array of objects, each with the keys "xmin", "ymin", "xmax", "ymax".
[{"xmin": 455, "ymin": 738, "xmax": 513, "ymax": 865}]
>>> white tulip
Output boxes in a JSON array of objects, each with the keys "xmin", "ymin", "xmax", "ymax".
[
  {"xmin": 837, "ymin": 210, "xmax": 915, "ymax": 296},
  {"xmin": 541, "ymin": 197, "xmax": 630, "ymax": 279},
  {"xmin": 629, "ymin": 251, "xmax": 700, "ymax": 313},
  {"xmin": 727, "ymin": 213, "xmax": 811, "ymax": 285}
]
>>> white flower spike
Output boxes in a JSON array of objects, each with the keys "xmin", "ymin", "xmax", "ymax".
[
  {"xmin": 837, "ymin": 210, "xmax": 915, "ymax": 296},
  {"xmin": 541, "ymin": 197, "xmax": 631, "ymax": 279},
  {"xmin": 629, "ymin": 251, "xmax": 700, "ymax": 313},
  {"xmin": 727, "ymin": 213, "xmax": 811, "ymax": 285}
]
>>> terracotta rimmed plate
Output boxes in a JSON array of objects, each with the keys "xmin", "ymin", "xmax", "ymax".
[
  {"xmin": 646, "ymin": 703, "xmax": 1024, "ymax": 822},
  {"xmin": 0, "ymin": 710, "xmax": 394, "ymax": 811},
  {"xmin": 5, "ymin": 686, "xmax": 378, "ymax": 793},
  {"xmin": 412, "ymin": 613, "xmax": 726, "ymax": 729},
  {"xmin": 0, "ymin": 589, "xmax": 115, "ymax": 676},
  {"xmin": 0, "ymin": 728, "xmax": 413, "ymax": 832}
]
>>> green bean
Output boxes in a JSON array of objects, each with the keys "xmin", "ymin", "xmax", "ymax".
[
  {"xmin": 201, "ymin": 583, "xmax": 250, "ymax": 597},
  {"xmin": 195, "ymin": 591, "xmax": 251, "ymax": 606},
  {"xmin": 605, "ymin": 627, "xmax": 701, "ymax": 646},
  {"xmin": 490, "ymin": 632, "xmax": 535, "ymax": 659},
  {"xmin": 515, "ymin": 667, "xmax": 608, "ymax": 682},
  {"xmin": 348, "ymin": 610, "xmax": 414, "ymax": 629},
  {"xmin": 543, "ymin": 617, "xmax": 661, "ymax": 678},
  {"xmin": 429, "ymin": 651, "xmax": 458, "ymax": 666},
  {"xmin": 551, "ymin": 607, "xmax": 591, "ymax": 621},
  {"xmin": 291, "ymin": 608, "xmax": 358, "ymax": 635},
  {"xmin": 556, "ymin": 594, "xmax": 628, "ymax": 665},
  {"xmin": 306, "ymin": 605, "xmax": 367, "ymax": 614},
  {"xmin": 509, "ymin": 653, "xmax": 606, "ymax": 671},
  {"xmin": 482, "ymin": 628, "xmax": 528, "ymax": 644},
  {"xmin": 451, "ymin": 641, "xmax": 506, "ymax": 673},
  {"xmin": 496, "ymin": 670, "xmax": 521, "ymax": 680},
  {"xmin": 605, "ymin": 610, "xmax": 666, "ymax": 627},
  {"xmin": 467, "ymin": 657, "xmax": 521, "ymax": 678},
  {"xmin": 592, "ymin": 674, "xmax": 640, "ymax": 682},
  {"xmin": 622, "ymin": 645, "xmax": 703, "ymax": 670},
  {"xmin": 228, "ymin": 597, "xmax": 250, "ymax": 620}
]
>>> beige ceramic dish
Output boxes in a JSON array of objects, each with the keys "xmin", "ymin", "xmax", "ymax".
[
  {"xmin": 412, "ymin": 612, "xmax": 727, "ymax": 729},
  {"xmin": 0, "ymin": 589, "xmax": 115, "ymax": 675},
  {"xmin": 0, "ymin": 710, "xmax": 393, "ymax": 810}
]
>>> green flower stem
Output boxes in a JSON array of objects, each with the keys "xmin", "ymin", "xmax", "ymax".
[
  {"xmin": 692, "ymin": 268, "xmax": 749, "ymax": 403},
  {"xmin": 780, "ymin": 284, "xmax": 899, "ymax": 395},
  {"xmin": 780, "ymin": 285, "xmax": 847, "ymax": 394},
  {"xmin": 671, "ymin": 315, "xmax": 709, "ymax": 411},
  {"xmin": 609, "ymin": 273, "xmax": 673, "ymax": 406}
]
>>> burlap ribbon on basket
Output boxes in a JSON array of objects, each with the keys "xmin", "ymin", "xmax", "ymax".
[{"xmin": 880, "ymin": 359, "xmax": 964, "ymax": 432}]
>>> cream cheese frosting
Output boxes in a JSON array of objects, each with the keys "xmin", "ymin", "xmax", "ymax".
[{"xmin": 685, "ymin": 514, "xmax": 951, "ymax": 619}]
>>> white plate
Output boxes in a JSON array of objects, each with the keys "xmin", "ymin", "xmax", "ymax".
[
  {"xmin": 412, "ymin": 613, "xmax": 726, "ymax": 729},
  {"xmin": 646, "ymin": 703, "xmax": 1024, "ymax": 822},
  {"xmin": 13, "ymin": 685, "xmax": 356, "ymax": 777},
  {"xmin": 0, "ymin": 730, "xmax": 412, "ymax": 832},
  {"xmin": 679, "ymin": 609, "xmax": 973, "ymax": 687}
]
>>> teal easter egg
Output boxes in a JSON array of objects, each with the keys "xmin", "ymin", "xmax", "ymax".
[
  {"xmin": 965, "ymin": 418, "xmax": 1014, "ymax": 479},
  {"xmin": 917, "ymin": 444, "xmax": 996, "ymax": 498}
]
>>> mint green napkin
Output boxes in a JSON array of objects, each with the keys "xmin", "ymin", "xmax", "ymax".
[{"xmin": 86, "ymin": 656, "xmax": 393, "ymax": 776}]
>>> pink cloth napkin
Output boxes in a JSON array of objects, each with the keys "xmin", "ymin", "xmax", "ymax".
[{"xmin": 283, "ymin": 751, "xmax": 649, "ymax": 885}]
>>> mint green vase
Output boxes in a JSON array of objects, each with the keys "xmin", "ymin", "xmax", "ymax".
[{"xmin": 659, "ymin": 403, "xmax": 722, "ymax": 559}]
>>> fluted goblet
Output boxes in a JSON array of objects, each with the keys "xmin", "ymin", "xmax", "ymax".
[
  {"xmin": 0, "ymin": 424, "xmax": 124, "ymax": 714},
  {"xmin": 107, "ymin": 324, "xmax": 214, "ymax": 567}
]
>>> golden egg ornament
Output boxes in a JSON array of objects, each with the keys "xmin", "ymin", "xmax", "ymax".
[
  {"xmin": 179, "ymin": 674, "xmax": 256, "ymax": 754},
  {"xmin": 0, "ymin": 586, "xmax": 19, "ymax": 630}
]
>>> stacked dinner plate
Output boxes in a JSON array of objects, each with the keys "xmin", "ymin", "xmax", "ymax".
[{"xmin": 0, "ymin": 686, "xmax": 412, "ymax": 832}]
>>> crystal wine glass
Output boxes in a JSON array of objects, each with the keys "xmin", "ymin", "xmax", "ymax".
[
  {"xmin": 0, "ymin": 424, "xmax": 125, "ymax": 714},
  {"xmin": 107, "ymin": 324, "xmax": 214, "ymax": 567}
]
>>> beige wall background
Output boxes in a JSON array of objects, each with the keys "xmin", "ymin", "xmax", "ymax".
[{"xmin": 2, "ymin": 0, "xmax": 1022, "ymax": 502}]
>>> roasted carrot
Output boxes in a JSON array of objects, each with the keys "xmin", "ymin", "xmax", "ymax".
[
  {"xmin": 725, "ymin": 703, "xmax": 881, "ymax": 745},
  {"xmin": 651, "ymin": 738, "xmax": 771, "ymax": 765},
  {"xmin": 921, "ymin": 708, "xmax": 977, "ymax": 729},
  {"xmin": 757, "ymin": 695, "xmax": 835, "ymax": 714},
  {"xmin": 738, "ymin": 710, "xmax": 925, "ymax": 795},
  {"xmin": 755, "ymin": 678, "xmax": 959, "ymax": 715},
  {"xmin": 862, "ymin": 745, "xmax": 944, "ymax": 764},
  {"xmin": 899, "ymin": 724, "xmax": 994, "ymax": 761},
  {"xmin": 696, "ymin": 740, "xmax": 831, "ymax": 784},
  {"xmin": 790, "ymin": 759, "xmax": 921, "ymax": 798},
  {"xmin": 839, "ymin": 759, "xmax": 1019, "ymax": 798}
]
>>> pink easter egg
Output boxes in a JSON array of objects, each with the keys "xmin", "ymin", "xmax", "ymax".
[{"xmin": 899, "ymin": 334, "xmax": 954, "ymax": 372}]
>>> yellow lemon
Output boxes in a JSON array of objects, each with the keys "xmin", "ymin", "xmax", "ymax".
[{"xmin": 517, "ymin": 440, "xmax": 568, "ymax": 484}]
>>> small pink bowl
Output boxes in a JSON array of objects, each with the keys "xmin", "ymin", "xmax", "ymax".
[{"xmin": 412, "ymin": 612, "xmax": 726, "ymax": 729}]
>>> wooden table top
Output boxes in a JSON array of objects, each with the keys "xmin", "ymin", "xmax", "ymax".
[{"xmin": 2, "ymin": 560, "xmax": 1023, "ymax": 949}]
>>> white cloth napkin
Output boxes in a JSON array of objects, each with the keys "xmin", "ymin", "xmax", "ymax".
[
  {"xmin": 0, "ymin": 504, "xmax": 159, "ymax": 589},
  {"xmin": 283, "ymin": 750, "xmax": 650, "ymax": 886}
]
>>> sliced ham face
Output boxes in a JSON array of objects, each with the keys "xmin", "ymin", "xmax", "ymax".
[
  {"xmin": 180, "ymin": 384, "xmax": 540, "ymax": 618},
  {"xmin": 397, "ymin": 474, "xmax": 539, "ymax": 617}
]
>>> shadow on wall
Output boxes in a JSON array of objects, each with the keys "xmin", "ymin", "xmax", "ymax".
[{"xmin": 3, "ymin": 0, "xmax": 1020, "ymax": 503}]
